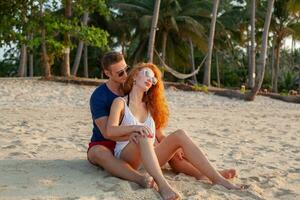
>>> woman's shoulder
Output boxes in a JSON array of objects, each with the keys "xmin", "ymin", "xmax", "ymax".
[
  {"xmin": 112, "ymin": 97, "xmax": 127, "ymax": 109},
  {"xmin": 113, "ymin": 97, "xmax": 126, "ymax": 104}
]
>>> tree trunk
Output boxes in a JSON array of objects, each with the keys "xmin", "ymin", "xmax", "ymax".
[
  {"xmin": 203, "ymin": 0, "xmax": 219, "ymax": 86},
  {"xmin": 24, "ymin": 50, "xmax": 28, "ymax": 77},
  {"xmin": 39, "ymin": 1, "xmax": 51, "ymax": 78},
  {"xmin": 245, "ymin": 0, "xmax": 274, "ymax": 101},
  {"xmin": 271, "ymin": 37, "xmax": 275, "ymax": 89},
  {"xmin": 216, "ymin": 51, "xmax": 220, "ymax": 87},
  {"xmin": 298, "ymin": 64, "xmax": 300, "ymax": 94},
  {"xmin": 249, "ymin": 0, "xmax": 256, "ymax": 89},
  {"xmin": 247, "ymin": 35, "xmax": 251, "ymax": 85},
  {"xmin": 273, "ymin": 39, "xmax": 281, "ymax": 93},
  {"xmin": 61, "ymin": 0, "xmax": 71, "ymax": 77},
  {"xmin": 41, "ymin": 29, "xmax": 51, "ymax": 78},
  {"xmin": 160, "ymin": 31, "xmax": 168, "ymax": 78},
  {"xmin": 147, "ymin": 0, "xmax": 161, "ymax": 62},
  {"xmin": 188, "ymin": 38, "xmax": 197, "ymax": 84},
  {"xmin": 161, "ymin": 31, "xmax": 167, "ymax": 63},
  {"xmin": 291, "ymin": 36, "xmax": 294, "ymax": 69},
  {"xmin": 29, "ymin": 53, "xmax": 33, "ymax": 77},
  {"xmin": 84, "ymin": 43, "xmax": 88, "ymax": 78},
  {"xmin": 71, "ymin": 11, "xmax": 89, "ymax": 76},
  {"xmin": 18, "ymin": 44, "xmax": 27, "ymax": 77}
]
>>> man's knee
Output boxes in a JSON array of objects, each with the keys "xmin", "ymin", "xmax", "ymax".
[{"xmin": 88, "ymin": 145, "xmax": 114, "ymax": 165}]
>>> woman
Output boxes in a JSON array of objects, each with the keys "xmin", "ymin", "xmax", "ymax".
[{"xmin": 106, "ymin": 63, "xmax": 244, "ymax": 200}]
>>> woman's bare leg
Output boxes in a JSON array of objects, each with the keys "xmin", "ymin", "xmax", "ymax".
[
  {"xmin": 120, "ymin": 137, "xmax": 180, "ymax": 200},
  {"xmin": 155, "ymin": 129, "xmax": 241, "ymax": 190},
  {"xmin": 168, "ymin": 154, "xmax": 236, "ymax": 180}
]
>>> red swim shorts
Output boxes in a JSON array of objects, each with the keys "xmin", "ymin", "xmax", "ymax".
[{"xmin": 87, "ymin": 141, "xmax": 116, "ymax": 153}]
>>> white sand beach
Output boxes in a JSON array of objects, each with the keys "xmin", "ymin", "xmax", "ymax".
[{"xmin": 0, "ymin": 78, "xmax": 299, "ymax": 200}]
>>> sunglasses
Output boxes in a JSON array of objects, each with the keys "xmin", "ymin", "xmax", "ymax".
[
  {"xmin": 143, "ymin": 70, "xmax": 158, "ymax": 85},
  {"xmin": 116, "ymin": 66, "xmax": 129, "ymax": 77}
]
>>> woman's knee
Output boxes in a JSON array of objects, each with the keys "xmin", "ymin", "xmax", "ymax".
[
  {"xmin": 137, "ymin": 136, "xmax": 153, "ymax": 146},
  {"xmin": 173, "ymin": 129, "xmax": 188, "ymax": 139}
]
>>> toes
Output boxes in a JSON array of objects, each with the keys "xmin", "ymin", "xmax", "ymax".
[
  {"xmin": 240, "ymin": 184, "xmax": 250, "ymax": 190},
  {"xmin": 142, "ymin": 176, "xmax": 157, "ymax": 189}
]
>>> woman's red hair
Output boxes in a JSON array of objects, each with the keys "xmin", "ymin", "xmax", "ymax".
[{"xmin": 123, "ymin": 63, "xmax": 169, "ymax": 129}]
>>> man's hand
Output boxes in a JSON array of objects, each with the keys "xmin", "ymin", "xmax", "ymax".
[
  {"xmin": 174, "ymin": 148, "xmax": 185, "ymax": 160},
  {"xmin": 129, "ymin": 132, "xmax": 141, "ymax": 144}
]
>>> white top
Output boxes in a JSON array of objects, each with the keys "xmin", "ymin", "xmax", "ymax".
[{"xmin": 114, "ymin": 97, "xmax": 156, "ymax": 158}]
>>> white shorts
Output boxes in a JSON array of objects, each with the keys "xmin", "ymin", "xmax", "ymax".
[{"xmin": 114, "ymin": 140, "xmax": 130, "ymax": 158}]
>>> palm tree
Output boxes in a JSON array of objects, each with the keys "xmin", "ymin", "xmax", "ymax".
[
  {"xmin": 110, "ymin": 0, "xmax": 208, "ymax": 74},
  {"xmin": 147, "ymin": 0, "xmax": 161, "ymax": 62},
  {"xmin": 249, "ymin": 0, "xmax": 256, "ymax": 89},
  {"xmin": 61, "ymin": 0, "xmax": 71, "ymax": 77},
  {"xmin": 39, "ymin": 0, "xmax": 51, "ymax": 78},
  {"xmin": 203, "ymin": 0, "xmax": 219, "ymax": 87},
  {"xmin": 18, "ymin": 45, "xmax": 27, "ymax": 77},
  {"xmin": 71, "ymin": 12, "xmax": 89, "ymax": 76},
  {"xmin": 270, "ymin": 0, "xmax": 300, "ymax": 92},
  {"xmin": 245, "ymin": 0, "xmax": 275, "ymax": 101}
]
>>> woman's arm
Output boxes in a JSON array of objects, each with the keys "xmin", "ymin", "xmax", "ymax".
[{"xmin": 105, "ymin": 97, "xmax": 136, "ymax": 140}]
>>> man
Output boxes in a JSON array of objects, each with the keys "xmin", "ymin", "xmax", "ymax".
[
  {"xmin": 87, "ymin": 51, "xmax": 236, "ymax": 189},
  {"xmin": 87, "ymin": 51, "xmax": 153, "ymax": 188}
]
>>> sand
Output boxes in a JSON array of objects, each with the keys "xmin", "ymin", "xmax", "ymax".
[{"xmin": 0, "ymin": 78, "xmax": 299, "ymax": 200}]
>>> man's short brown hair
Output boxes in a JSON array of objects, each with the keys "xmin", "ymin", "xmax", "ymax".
[{"xmin": 101, "ymin": 51, "xmax": 124, "ymax": 70}]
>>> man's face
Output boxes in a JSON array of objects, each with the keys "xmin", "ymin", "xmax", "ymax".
[{"xmin": 105, "ymin": 59, "xmax": 128, "ymax": 84}]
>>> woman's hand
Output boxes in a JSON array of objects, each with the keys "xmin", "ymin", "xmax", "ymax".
[
  {"xmin": 129, "ymin": 132, "xmax": 141, "ymax": 144},
  {"xmin": 133, "ymin": 125, "xmax": 154, "ymax": 138}
]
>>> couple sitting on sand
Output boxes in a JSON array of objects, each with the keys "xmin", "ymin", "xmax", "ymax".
[{"xmin": 87, "ymin": 51, "xmax": 245, "ymax": 200}]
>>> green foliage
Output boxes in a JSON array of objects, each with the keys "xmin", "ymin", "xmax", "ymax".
[
  {"xmin": 0, "ymin": 0, "xmax": 109, "ymax": 77},
  {"xmin": 74, "ymin": 0, "xmax": 109, "ymax": 15},
  {"xmin": 0, "ymin": 59, "xmax": 18, "ymax": 77},
  {"xmin": 192, "ymin": 84, "xmax": 208, "ymax": 93},
  {"xmin": 279, "ymin": 70, "xmax": 298, "ymax": 91},
  {"xmin": 109, "ymin": 0, "xmax": 209, "ymax": 69},
  {"xmin": 0, "ymin": 0, "xmax": 299, "ymax": 93}
]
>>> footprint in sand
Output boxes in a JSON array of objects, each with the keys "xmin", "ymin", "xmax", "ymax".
[
  {"xmin": 0, "ymin": 185, "xmax": 8, "ymax": 192},
  {"xmin": 9, "ymin": 151, "xmax": 34, "ymax": 159},
  {"xmin": 2, "ymin": 144, "xmax": 16, "ymax": 149},
  {"xmin": 38, "ymin": 178, "xmax": 57, "ymax": 188}
]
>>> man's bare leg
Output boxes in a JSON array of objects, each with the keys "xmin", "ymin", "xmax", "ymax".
[{"xmin": 87, "ymin": 145, "xmax": 154, "ymax": 188}]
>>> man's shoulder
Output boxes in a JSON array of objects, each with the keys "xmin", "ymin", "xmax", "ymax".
[
  {"xmin": 92, "ymin": 83, "xmax": 108, "ymax": 96},
  {"xmin": 90, "ymin": 84, "xmax": 108, "ymax": 101},
  {"xmin": 95, "ymin": 83, "xmax": 108, "ymax": 93}
]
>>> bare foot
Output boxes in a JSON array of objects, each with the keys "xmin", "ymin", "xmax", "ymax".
[
  {"xmin": 215, "ymin": 179, "xmax": 243, "ymax": 190},
  {"xmin": 139, "ymin": 175, "xmax": 156, "ymax": 189},
  {"xmin": 159, "ymin": 184, "xmax": 181, "ymax": 200},
  {"xmin": 219, "ymin": 169, "xmax": 236, "ymax": 179},
  {"xmin": 196, "ymin": 169, "xmax": 236, "ymax": 182}
]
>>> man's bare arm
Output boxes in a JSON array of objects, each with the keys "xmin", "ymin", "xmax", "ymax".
[{"xmin": 95, "ymin": 117, "xmax": 130, "ymax": 141}]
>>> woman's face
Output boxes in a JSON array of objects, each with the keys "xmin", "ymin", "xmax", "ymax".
[{"xmin": 134, "ymin": 67, "xmax": 158, "ymax": 92}]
